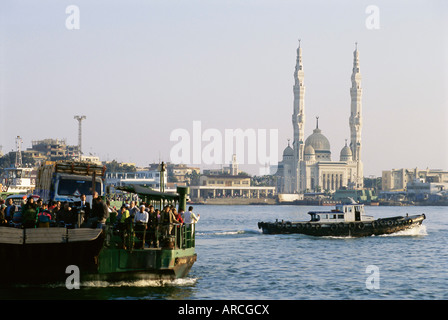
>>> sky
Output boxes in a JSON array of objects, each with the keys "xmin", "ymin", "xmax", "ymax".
[{"xmin": 0, "ymin": 0, "xmax": 447, "ymax": 177}]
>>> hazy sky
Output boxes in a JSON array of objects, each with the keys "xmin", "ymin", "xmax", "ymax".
[{"xmin": 1, "ymin": 0, "xmax": 447, "ymax": 177}]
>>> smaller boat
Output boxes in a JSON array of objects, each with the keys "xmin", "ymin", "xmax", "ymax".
[
  {"xmin": 1, "ymin": 166, "xmax": 35, "ymax": 194},
  {"xmin": 258, "ymin": 199, "xmax": 426, "ymax": 237}
]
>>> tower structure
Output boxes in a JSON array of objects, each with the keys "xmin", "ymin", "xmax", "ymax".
[
  {"xmin": 74, "ymin": 115, "xmax": 86, "ymax": 160},
  {"xmin": 349, "ymin": 43, "xmax": 364, "ymax": 188},
  {"xmin": 15, "ymin": 136, "xmax": 23, "ymax": 167},
  {"xmin": 292, "ymin": 39, "xmax": 306, "ymax": 191},
  {"xmin": 277, "ymin": 41, "xmax": 365, "ymax": 194}
]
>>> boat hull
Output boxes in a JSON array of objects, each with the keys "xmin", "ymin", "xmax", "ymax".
[
  {"xmin": 258, "ymin": 214, "xmax": 426, "ymax": 237},
  {"xmin": 0, "ymin": 227, "xmax": 197, "ymax": 285}
]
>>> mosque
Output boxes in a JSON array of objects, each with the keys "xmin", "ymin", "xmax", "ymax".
[{"xmin": 276, "ymin": 42, "xmax": 364, "ymax": 194}]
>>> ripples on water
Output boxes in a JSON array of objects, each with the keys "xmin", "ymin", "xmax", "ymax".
[{"xmin": 1, "ymin": 205, "xmax": 446, "ymax": 300}]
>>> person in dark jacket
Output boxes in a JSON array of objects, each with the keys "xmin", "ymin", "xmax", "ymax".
[
  {"xmin": 22, "ymin": 196, "xmax": 38, "ymax": 228},
  {"xmin": 5, "ymin": 198, "xmax": 17, "ymax": 223},
  {"xmin": 90, "ymin": 192, "xmax": 108, "ymax": 228},
  {"xmin": 80, "ymin": 194, "xmax": 91, "ymax": 222}
]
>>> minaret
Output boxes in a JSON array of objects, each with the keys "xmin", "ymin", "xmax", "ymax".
[
  {"xmin": 349, "ymin": 42, "xmax": 364, "ymax": 188},
  {"xmin": 292, "ymin": 39, "xmax": 305, "ymax": 192}
]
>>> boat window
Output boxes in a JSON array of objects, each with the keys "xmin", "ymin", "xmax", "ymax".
[
  {"xmin": 58, "ymin": 178, "xmax": 102, "ymax": 196},
  {"xmin": 338, "ymin": 214, "xmax": 344, "ymax": 219}
]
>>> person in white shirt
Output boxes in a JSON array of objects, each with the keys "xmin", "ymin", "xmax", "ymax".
[
  {"xmin": 185, "ymin": 206, "xmax": 200, "ymax": 232},
  {"xmin": 134, "ymin": 205, "xmax": 149, "ymax": 224},
  {"xmin": 134, "ymin": 205, "xmax": 148, "ymax": 248}
]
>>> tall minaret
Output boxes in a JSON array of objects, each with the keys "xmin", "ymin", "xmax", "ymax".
[
  {"xmin": 349, "ymin": 42, "xmax": 364, "ymax": 188},
  {"xmin": 292, "ymin": 39, "xmax": 305, "ymax": 192}
]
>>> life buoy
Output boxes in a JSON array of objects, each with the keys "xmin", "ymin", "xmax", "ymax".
[
  {"xmin": 387, "ymin": 220, "xmax": 393, "ymax": 226},
  {"xmin": 315, "ymin": 224, "xmax": 321, "ymax": 230},
  {"xmin": 349, "ymin": 222, "xmax": 355, "ymax": 229},
  {"xmin": 296, "ymin": 223, "xmax": 302, "ymax": 229},
  {"xmin": 285, "ymin": 221, "xmax": 292, "ymax": 229},
  {"xmin": 358, "ymin": 222, "xmax": 365, "ymax": 230},
  {"xmin": 372, "ymin": 221, "xmax": 378, "ymax": 228},
  {"xmin": 330, "ymin": 224, "xmax": 338, "ymax": 231},
  {"xmin": 339, "ymin": 222, "xmax": 345, "ymax": 229},
  {"xmin": 306, "ymin": 223, "xmax": 312, "ymax": 229}
]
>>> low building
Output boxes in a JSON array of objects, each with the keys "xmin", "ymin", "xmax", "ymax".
[
  {"xmin": 190, "ymin": 174, "xmax": 275, "ymax": 199},
  {"xmin": 406, "ymin": 179, "xmax": 448, "ymax": 201},
  {"xmin": 382, "ymin": 168, "xmax": 448, "ymax": 192},
  {"xmin": 168, "ymin": 164, "xmax": 200, "ymax": 183}
]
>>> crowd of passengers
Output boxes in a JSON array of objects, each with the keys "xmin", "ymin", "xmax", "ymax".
[{"xmin": 0, "ymin": 194, "xmax": 200, "ymax": 248}]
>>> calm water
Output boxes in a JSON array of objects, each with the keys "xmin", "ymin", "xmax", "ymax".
[{"xmin": 1, "ymin": 205, "xmax": 447, "ymax": 300}]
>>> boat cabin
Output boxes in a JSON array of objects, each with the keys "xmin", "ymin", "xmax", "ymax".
[{"xmin": 308, "ymin": 203, "xmax": 373, "ymax": 223}]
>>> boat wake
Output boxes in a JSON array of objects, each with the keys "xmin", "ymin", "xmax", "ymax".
[
  {"xmin": 197, "ymin": 229, "xmax": 261, "ymax": 236},
  {"xmin": 79, "ymin": 277, "xmax": 198, "ymax": 288},
  {"xmin": 379, "ymin": 224, "xmax": 427, "ymax": 237}
]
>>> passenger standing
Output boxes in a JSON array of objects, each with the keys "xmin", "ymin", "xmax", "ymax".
[
  {"xmin": 0, "ymin": 200, "xmax": 7, "ymax": 226},
  {"xmin": 91, "ymin": 192, "xmax": 108, "ymax": 228},
  {"xmin": 37, "ymin": 208, "xmax": 52, "ymax": 228},
  {"xmin": 106, "ymin": 199, "xmax": 117, "ymax": 224},
  {"xmin": 134, "ymin": 205, "xmax": 148, "ymax": 248},
  {"xmin": 173, "ymin": 208, "xmax": 183, "ymax": 225},
  {"xmin": 128, "ymin": 201, "xmax": 139, "ymax": 218},
  {"xmin": 160, "ymin": 206, "xmax": 176, "ymax": 236},
  {"xmin": 80, "ymin": 194, "xmax": 91, "ymax": 222},
  {"xmin": 184, "ymin": 206, "xmax": 200, "ymax": 224},
  {"xmin": 52, "ymin": 201, "xmax": 62, "ymax": 221},
  {"xmin": 5, "ymin": 198, "xmax": 17, "ymax": 223},
  {"xmin": 147, "ymin": 205, "xmax": 159, "ymax": 247},
  {"xmin": 185, "ymin": 206, "xmax": 200, "ymax": 233},
  {"xmin": 22, "ymin": 196, "xmax": 38, "ymax": 228},
  {"xmin": 58, "ymin": 202, "xmax": 76, "ymax": 227}
]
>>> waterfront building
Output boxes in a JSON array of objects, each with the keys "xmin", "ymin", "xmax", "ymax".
[
  {"xmin": 190, "ymin": 174, "xmax": 275, "ymax": 199},
  {"xmin": 406, "ymin": 178, "xmax": 448, "ymax": 201},
  {"xmin": 168, "ymin": 163, "xmax": 200, "ymax": 183},
  {"xmin": 28, "ymin": 139, "xmax": 80, "ymax": 161},
  {"xmin": 276, "ymin": 42, "xmax": 364, "ymax": 194},
  {"xmin": 382, "ymin": 168, "xmax": 448, "ymax": 192}
]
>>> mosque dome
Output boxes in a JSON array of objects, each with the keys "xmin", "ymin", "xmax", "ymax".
[
  {"xmin": 340, "ymin": 145, "xmax": 352, "ymax": 157},
  {"xmin": 304, "ymin": 117, "xmax": 331, "ymax": 160},
  {"xmin": 340, "ymin": 141, "xmax": 353, "ymax": 161},
  {"xmin": 305, "ymin": 128, "xmax": 330, "ymax": 152},
  {"xmin": 283, "ymin": 144, "xmax": 294, "ymax": 157},
  {"xmin": 304, "ymin": 145, "xmax": 315, "ymax": 155}
]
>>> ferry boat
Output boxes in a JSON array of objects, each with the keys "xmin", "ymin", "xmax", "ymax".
[
  {"xmin": 258, "ymin": 200, "xmax": 426, "ymax": 237},
  {"xmin": 1, "ymin": 166, "xmax": 35, "ymax": 194},
  {"xmin": 1, "ymin": 136, "xmax": 36, "ymax": 195},
  {"xmin": 0, "ymin": 164, "xmax": 197, "ymax": 284}
]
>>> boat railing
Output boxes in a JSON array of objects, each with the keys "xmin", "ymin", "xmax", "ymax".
[{"xmin": 106, "ymin": 220, "xmax": 196, "ymax": 251}]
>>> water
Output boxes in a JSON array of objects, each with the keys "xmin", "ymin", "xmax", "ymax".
[{"xmin": 1, "ymin": 205, "xmax": 447, "ymax": 300}]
